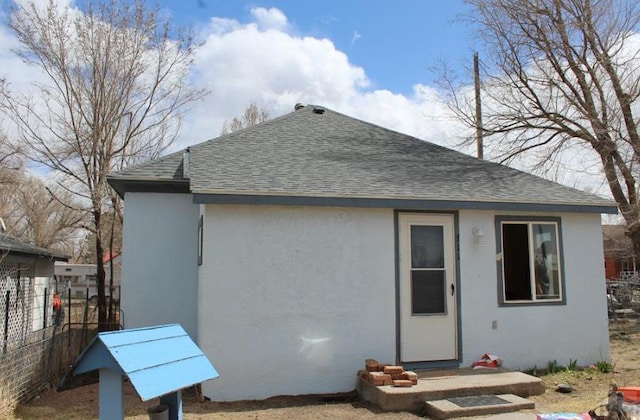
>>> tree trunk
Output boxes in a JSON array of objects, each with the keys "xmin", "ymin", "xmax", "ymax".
[
  {"xmin": 627, "ymin": 225, "xmax": 640, "ymax": 274},
  {"xmin": 107, "ymin": 214, "xmax": 115, "ymax": 326},
  {"xmin": 94, "ymin": 210, "xmax": 108, "ymax": 331}
]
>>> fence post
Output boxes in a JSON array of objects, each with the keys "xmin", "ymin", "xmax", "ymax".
[
  {"xmin": 83, "ymin": 287, "xmax": 89, "ymax": 347},
  {"xmin": 43, "ymin": 287, "xmax": 48, "ymax": 329},
  {"xmin": 68, "ymin": 287, "xmax": 71, "ymax": 348},
  {"xmin": 3, "ymin": 290, "xmax": 9, "ymax": 354}
]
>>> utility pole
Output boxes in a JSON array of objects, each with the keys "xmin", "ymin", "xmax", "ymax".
[{"xmin": 474, "ymin": 52, "xmax": 483, "ymax": 160}]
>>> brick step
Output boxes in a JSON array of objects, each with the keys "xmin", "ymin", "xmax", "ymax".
[
  {"xmin": 357, "ymin": 371, "xmax": 544, "ymax": 412},
  {"xmin": 424, "ymin": 393, "xmax": 534, "ymax": 419}
]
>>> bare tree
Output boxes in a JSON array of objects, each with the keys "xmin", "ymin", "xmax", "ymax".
[
  {"xmin": 0, "ymin": 128, "xmax": 23, "ymax": 236},
  {"xmin": 15, "ymin": 177, "xmax": 86, "ymax": 251},
  {"xmin": 1, "ymin": 0, "xmax": 208, "ymax": 329},
  {"xmin": 221, "ymin": 102, "xmax": 271, "ymax": 135},
  {"xmin": 0, "ymin": 122, "xmax": 85, "ymax": 256},
  {"xmin": 81, "ymin": 209, "xmax": 122, "ymax": 263},
  {"xmin": 440, "ymin": 0, "xmax": 640, "ymax": 261},
  {"xmin": 0, "ymin": 168, "xmax": 84, "ymax": 256}
]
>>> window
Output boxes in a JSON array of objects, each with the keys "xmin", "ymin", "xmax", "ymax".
[
  {"xmin": 62, "ymin": 275, "xmax": 81, "ymax": 285},
  {"xmin": 497, "ymin": 217, "xmax": 564, "ymax": 305},
  {"xmin": 197, "ymin": 214, "xmax": 203, "ymax": 266},
  {"xmin": 410, "ymin": 225, "xmax": 446, "ymax": 315}
]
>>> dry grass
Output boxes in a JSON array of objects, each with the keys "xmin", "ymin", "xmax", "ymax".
[
  {"xmin": 0, "ymin": 381, "xmax": 18, "ymax": 420},
  {"xmin": 12, "ymin": 323, "xmax": 640, "ymax": 419}
]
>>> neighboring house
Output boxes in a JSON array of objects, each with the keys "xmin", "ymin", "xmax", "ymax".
[
  {"xmin": 602, "ymin": 224, "xmax": 636, "ymax": 280},
  {"xmin": 0, "ymin": 233, "xmax": 68, "ymax": 350},
  {"xmin": 108, "ymin": 105, "xmax": 617, "ymax": 402},
  {"xmin": 54, "ymin": 253, "xmax": 121, "ymax": 301}
]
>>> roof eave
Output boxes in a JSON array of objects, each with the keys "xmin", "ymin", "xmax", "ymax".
[
  {"xmin": 107, "ymin": 177, "xmax": 191, "ymax": 199},
  {"xmin": 1, "ymin": 249, "xmax": 69, "ymax": 262},
  {"xmin": 192, "ymin": 193, "xmax": 618, "ymax": 214}
]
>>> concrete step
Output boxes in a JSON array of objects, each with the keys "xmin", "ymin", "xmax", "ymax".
[
  {"xmin": 357, "ymin": 371, "xmax": 544, "ymax": 413},
  {"xmin": 424, "ymin": 393, "xmax": 535, "ymax": 419}
]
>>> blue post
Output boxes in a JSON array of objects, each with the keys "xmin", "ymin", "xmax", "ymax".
[
  {"xmin": 160, "ymin": 390, "xmax": 183, "ymax": 420},
  {"xmin": 99, "ymin": 368, "xmax": 124, "ymax": 420}
]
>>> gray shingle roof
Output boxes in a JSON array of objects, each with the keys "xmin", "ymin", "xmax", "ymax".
[
  {"xmin": 0, "ymin": 233, "xmax": 68, "ymax": 260},
  {"xmin": 108, "ymin": 105, "xmax": 616, "ymax": 211},
  {"xmin": 115, "ymin": 150, "xmax": 185, "ymax": 180}
]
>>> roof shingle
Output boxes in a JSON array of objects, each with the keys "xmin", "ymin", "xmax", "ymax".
[
  {"xmin": 0, "ymin": 233, "xmax": 68, "ymax": 260},
  {"xmin": 108, "ymin": 105, "xmax": 617, "ymax": 211}
]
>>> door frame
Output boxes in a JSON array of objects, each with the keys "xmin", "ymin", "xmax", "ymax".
[{"xmin": 394, "ymin": 210, "xmax": 462, "ymax": 369}]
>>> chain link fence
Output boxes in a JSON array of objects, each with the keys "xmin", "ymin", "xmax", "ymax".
[
  {"xmin": 607, "ymin": 274, "xmax": 640, "ymax": 334},
  {"xmin": 0, "ymin": 260, "xmax": 121, "ymax": 418}
]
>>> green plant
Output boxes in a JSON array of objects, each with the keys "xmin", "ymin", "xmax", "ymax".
[
  {"xmin": 567, "ymin": 358, "xmax": 578, "ymax": 371},
  {"xmin": 547, "ymin": 359, "xmax": 562, "ymax": 374},
  {"xmin": 595, "ymin": 360, "xmax": 613, "ymax": 373}
]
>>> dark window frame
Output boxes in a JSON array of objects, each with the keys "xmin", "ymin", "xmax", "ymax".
[
  {"xmin": 495, "ymin": 216, "xmax": 566, "ymax": 306},
  {"xmin": 197, "ymin": 214, "xmax": 203, "ymax": 266}
]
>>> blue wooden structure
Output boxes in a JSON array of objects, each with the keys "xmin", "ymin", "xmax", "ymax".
[{"xmin": 66, "ymin": 324, "xmax": 218, "ymax": 420}]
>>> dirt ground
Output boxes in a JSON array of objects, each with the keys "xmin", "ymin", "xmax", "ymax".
[{"xmin": 13, "ymin": 323, "xmax": 640, "ymax": 419}]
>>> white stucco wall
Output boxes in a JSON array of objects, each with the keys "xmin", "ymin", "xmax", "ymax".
[
  {"xmin": 121, "ymin": 193, "xmax": 199, "ymax": 340},
  {"xmin": 31, "ymin": 277, "xmax": 53, "ymax": 331},
  {"xmin": 457, "ymin": 210, "xmax": 609, "ymax": 370},
  {"xmin": 199, "ymin": 205, "xmax": 397, "ymax": 401},
  {"xmin": 119, "ymin": 194, "xmax": 609, "ymax": 400}
]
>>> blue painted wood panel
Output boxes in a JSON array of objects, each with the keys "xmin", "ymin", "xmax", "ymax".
[
  {"xmin": 99, "ymin": 324, "xmax": 187, "ymax": 347},
  {"xmin": 109, "ymin": 335, "xmax": 203, "ymax": 373},
  {"xmin": 74, "ymin": 346, "xmax": 122, "ymax": 375},
  {"xmin": 128, "ymin": 354, "xmax": 218, "ymax": 401},
  {"xmin": 67, "ymin": 324, "xmax": 218, "ymax": 401}
]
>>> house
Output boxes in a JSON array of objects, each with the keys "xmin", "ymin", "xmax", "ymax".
[
  {"xmin": 602, "ymin": 224, "xmax": 636, "ymax": 280},
  {"xmin": 108, "ymin": 105, "xmax": 617, "ymax": 402},
  {"xmin": 55, "ymin": 252, "xmax": 121, "ymax": 301},
  {"xmin": 0, "ymin": 233, "xmax": 68, "ymax": 350}
]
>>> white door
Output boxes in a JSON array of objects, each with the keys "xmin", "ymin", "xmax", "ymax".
[{"xmin": 399, "ymin": 213, "xmax": 457, "ymax": 362}]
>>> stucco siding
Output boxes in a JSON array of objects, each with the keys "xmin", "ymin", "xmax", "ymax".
[
  {"xmin": 121, "ymin": 193, "xmax": 199, "ymax": 339},
  {"xmin": 198, "ymin": 205, "xmax": 396, "ymax": 401},
  {"xmin": 457, "ymin": 210, "xmax": 609, "ymax": 370},
  {"xmin": 119, "ymin": 196, "xmax": 609, "ymax": 400}
]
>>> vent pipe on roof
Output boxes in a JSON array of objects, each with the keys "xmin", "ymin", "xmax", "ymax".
[
  {"xmin": 313, "ymin": 106, "xmax": 325, "ymax": 114},
  {"xmin": 294, "ymin": 103, "xmax": 305, "ymax": 111},
  {"xmin": 183, "ymin": 147, "xmax": 190, "ymax": 179}
]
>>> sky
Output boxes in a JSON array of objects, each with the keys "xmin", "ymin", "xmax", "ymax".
[
  {"xmin": 158, "ymin": 0, "xmax": 478, "ymax": 93},
  {"xmin": 0, "ymin": 0, "xmax": 482, "ymax": 153},
  {"xmin": 0, "ymin": 0, "xmax": 612, "ymax": 201},
  {"xmin": 157, "ymin": 0, "xmax": 481, "ymax": 152}
]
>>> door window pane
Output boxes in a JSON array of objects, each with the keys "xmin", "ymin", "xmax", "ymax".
[
  {"xmin": 411, "ymin": 271, "xmax": 446, "ymax": 314},
  {"xmin": 411, "ymin": 225, "xmax": 444, "ymax": 268}
]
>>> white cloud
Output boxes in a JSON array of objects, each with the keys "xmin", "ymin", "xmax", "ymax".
[
  {"xmin": 0, "ymin": 4, "xmax": 467, "ymax": 155},
  {"xmin": 350, "ymin": 30, "xmax": 361, "ymax": 47},
  {"xmin": 250, "ymin": 7, "xmax": 289, "ymax": 32},
  {"xmin": 0, "ymin": 5, "xmax": 613, "ymax": 200},
  {"xmin": 0, "ymin": 21, "xmax": 51, "ymax": 99},
  {"xmin": 180, "ymin": 8, "xmax": 468, "ymax": 152}
]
